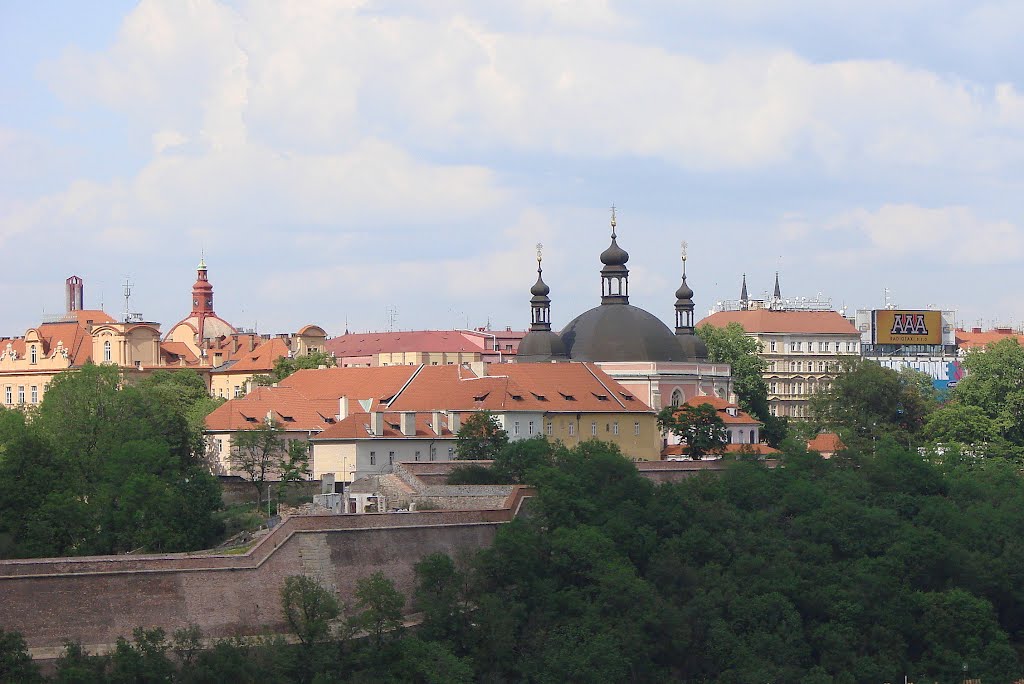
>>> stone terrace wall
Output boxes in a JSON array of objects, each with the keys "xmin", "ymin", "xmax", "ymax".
[
  {"xmin": 0, "ymin": 493, "xmax": 533, "ymax": 658},
  {"xmin": 635, "ymin": 458, "xmax": 780, "ymax": 483}
]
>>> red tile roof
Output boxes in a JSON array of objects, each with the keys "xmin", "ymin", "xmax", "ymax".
[
  {"xmin": 672, "ymin": 396, "xmax": 761, "ymax": 425},
  {"xmin": 314, "ymin": 411, "xmax": 455, "ymax": 441},
  {"xmin": 160, "ymin": 341, "xmax": 199, "ymax": 364},
  {"xmin": 326, "ymin": 331, "xmax": 486, "ymax": 356},
  {"xmin": 806, "ymin": 432, "xmax": 846, "ymax": 454},
  {"xmin": 217, "ymin": 337, "xmax": 291, "ymax": 374},
  {"xmin": 205, "ymin": 362, "xmax": 653, "ymax": 435},
  {"xmin": 955, "ymin": 328, "xmax": 1024, "ymax": 350},
  {"xmin": 698, "ymin": 310, "xmax": 859, "ymax": 335}
]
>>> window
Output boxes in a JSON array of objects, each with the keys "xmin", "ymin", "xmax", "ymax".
[
  {"xmin": 234, "ymin": 386, "xmax": 243, "ymax": 398},
  {"xmin": 634, "ymin": 421, "xmax": 640, "ymax": 436},
  {"xmin": 770, "ymin": 381, "xmax": 777, "ymax": 394},
  {"xmin": 30, "ymin": 386, "xmax": 37, "ymax": 404},
  {"xmin": 528, "ymin": 421, "xmax": 534, "ymax": 435},
  {"xmin": 612, "ymin": 422, "xmax": 619, "ymax": 435},
  {"xmin": 389, "ymin": 451, "xmax": 395, "ymax": 465},
  {"xmin": 591, "ymin": 422, "xmax": 598, "ymax": 436},
  {"xmin": 568, "ymin": 422, "xmax": 575, "ymax": 436},
  {"xmin": 770, "ymin": 340, "xmax": 777, "ymax": 352},
  {"xmin": 414, "ymin": 450, "xmax": 421, "ymax": 461},
  {"xmin": 822, "ymin": 341, "xmax": 830, "ymax": 352},
  {"xmin": 671, "ymin": 389, "xmax": 683, "ymax": 407},
  {"xmin": 750, "ymin": 429, "xmax": 755, "ymax": 443},
  {"xmin": 103, "ymin": 340, "xmax": 112, "ymax": 363},
  {"xmin": 369, "ymin": 451, "xmax": 376, "ymax": 466},
  {"xmin": 4, "ymin": 386, "xmax": 10, "ymax": 404},
  {"xmin": 546, "ymin": 420, "xmax": 553, "ymax": 436},
  {"xmin": 768, "ymin": 361, "xmax": 776, "ymax": 372},
  {"xmin": 448, "ymin": 447, "xmax": 454, "ymax": 458},
  {"xmin": 429, "ymin": 446, "xmax": 436, "ymax": 462},
  {"xmin": 30, "ymin": 346, "xmax": 37, "ymax": 364},
  {"xmin": 513, "ymin": 421, "xmax": 520, "ymax": 436},
  {"xmin": 18, "ymin": 386, "xmax": 25, "ymax": 404}
]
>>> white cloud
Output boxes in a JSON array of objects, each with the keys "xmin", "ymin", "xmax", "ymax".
[{"xmin": 823, "ymin": 204, "xmax": 1023, "ymax": 265}]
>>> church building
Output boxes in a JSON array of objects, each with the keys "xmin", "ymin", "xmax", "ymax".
[{"xmin": 517, "ymin": 209, "xmax": 733, "ymax": 410}]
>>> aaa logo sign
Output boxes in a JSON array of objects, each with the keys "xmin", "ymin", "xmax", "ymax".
[{"xmin": 874, "ymin": 310, "xmax": 942, "ymax": 345}]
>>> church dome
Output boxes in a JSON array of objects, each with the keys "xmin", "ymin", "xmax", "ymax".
[
  {"xmin": 559, "ymin": 304, "xmax": 695, "ymax": 363},
  {"xmin": 600, "ymin": 237, "xmax": 629, "ymax": 267},
  {"xmin": 517, "ymin": 330, "xmax": 567, "ymax": 363}
]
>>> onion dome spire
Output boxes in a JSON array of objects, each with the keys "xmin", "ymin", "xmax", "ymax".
[
  {"xmin": 530, "ymin": 243, "xmax": 552, "ymax": 331},
  {"xmin": 675, "ymin": 241, "xmax": 695, "ymax": 335},
  {"xmin": 600, "ymin": 205, "xmax": 630, "ymax": 304}
]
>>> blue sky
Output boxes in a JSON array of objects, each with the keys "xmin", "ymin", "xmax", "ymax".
[{"xmin": 3, "ymin": 1, "xmax": 1023, "ymax": 337}]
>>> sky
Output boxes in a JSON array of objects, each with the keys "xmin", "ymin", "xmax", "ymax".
[{"xmin": 3, "ymin": 1, "xmax": 1024, "ymax": 337}]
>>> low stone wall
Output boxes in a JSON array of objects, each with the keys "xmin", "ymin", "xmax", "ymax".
[
  {"xmin": 219, "ymin": 476, "xmax": 322, "ymax": 507},
  {"xmin": 0, "ymin": 494, "xmax": 533, "ymax": 659},
  {"xmin": 635, "ymin": 458, "xmax": 780, "ymax": 483}
]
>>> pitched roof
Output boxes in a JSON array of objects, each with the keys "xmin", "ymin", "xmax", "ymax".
[
  {"xmin": 676, "ymin": 396, "xmax": 761, "ymax": 425},
  {"xmin": 955, "ymin": 328, "xmax": 1024, "ymax": 350},
  {"xmin": 314, "ymin": 411, "xmax": 455, "ymax": 441},
  {"xmin": 160, "ymin": 341, "xmax": 200, "ymax": 364},
  {"xmin": 216, "ymin": 337, "xmax": 291, "ymax": 374},
  {"xmin": 807, "ymin": 432, "xmax": 846, "ymax": 454},
  {"xmin": 661, "ymin": 443, "xmax": 780, "ymax": 457},
  {"xmin": 204, "ymin": 362, "xmax": 653, "ymax": 435},
  {"xmin": 698, "ymin": 310, "xmax": 859, "ymax": 335},
  {"xmin": 325, "ymin": 331, "xmax": 485, "ymax": 356}
]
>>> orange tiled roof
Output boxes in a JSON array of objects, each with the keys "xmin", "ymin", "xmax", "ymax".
[
  {"xmin": 807, "ymin": 432, "xmax": 846, "ymax": 453},
  {"xmin": 698, "ymin": 310, "xmax": 859, "ymax": 335},
  {"xmin": 314, "ymin": 411, "xmax": 455, "ymax": 441},
  {"xmin": 672, "ymin": 396, "xmax": 761, "ymax": 425},
  {"xmin": 160, "ymin": 341, "xmax": 200, "ymax": 364},
  {"xmin": 205, "ymin": 362, "xmax": 653, "ymax": 435},
  {"xmin": 326, "ymin": 331, "xmax": 485, "ymax": 356},
  {"xmin": 217, "ymin": 337, "xmax": 291, "ymax": 374},
  {"xmin": 955, "ymin": 328, "xmax": 1024, "ymax": 350}
]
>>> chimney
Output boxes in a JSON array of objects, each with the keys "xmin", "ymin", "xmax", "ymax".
[
  {"xmin": 400, "ymin": 412, "xmax": 416, "ymax": 437},
  {"xmin": 432, "ymin": 410, "xmax": 444, "ymax": 435},
  {"xmin": 448, "ymin": 411, "xmax": 460, "ymax": 434},
  {"xmin": 337, "ymin": 396, "xmax": 349, "ymax": 421},
  {"xmin": 370, "ymin": 411, "xmax": 384, "ymax": 436},
  {"xmin": 66, "ymin": 276, "xmax": 84, "ymax": 312},
  {"xmin": 470, "ymin": 361, "xmax": 487, "ymax": 377}
]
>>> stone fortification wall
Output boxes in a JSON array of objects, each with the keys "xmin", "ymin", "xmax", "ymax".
[{"xmin": 0, "ymin": 496, "xmax": 532, "ymax": 658}]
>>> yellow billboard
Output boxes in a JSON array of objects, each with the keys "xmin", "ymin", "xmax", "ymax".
[{"xmin": 874, "ymin": 310, "xmax": 943, "ymax": 345}]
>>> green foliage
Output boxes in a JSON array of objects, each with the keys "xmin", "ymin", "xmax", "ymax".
[
  {"xmin": 280, "ymin": 575, "xmax": 340, "ymax": 648},
  {"xmin": 271, "ymin": 350, "xmax": 337, "ymax": 383},
  {"xmin": 0, "ymin": 629, "xmax": 42, "ymax": 683},
  {"xmin": 447, "ymin": 435, "xmax": 556, "ymax": 484},
  {"xmin": 0, "ymin": 363, "xmax": 223, "ymax": 558},
  {"xmin": 454, "ymin": 411, "xmax": 509, "ymax": 460},
  {"xmin": 348, "ymin": 572, "xmax": 406, "ymax": 650},
  {"xmin": 231, "ymin": 421, "xmax": 305, "ymax": 511},
  {"xmin": 413, "ymin": 553, "xmax": 469, "ymax": 646},
  {"xmin": 811, "ymin": 358, "xmax": 933, "ymax": 447},
  {"xmin": 658, "ymin": 402, "xmax": 729, "ymax": 458},
  {"xmin": 954, "ymin": 338, "xmax": 1024, "ymax": 445},
  {"xmin": 696, "ymin": 322, "xmax": 770, "ymax": 419},
  {"xmin": 445, "ymin": 463, "xmax": 507, "ymax": 485}
]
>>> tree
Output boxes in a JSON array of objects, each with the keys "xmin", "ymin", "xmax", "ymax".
[
  {"xmin": 348, "ymin": 572, "xmax": 405, "ymax": 649},
  {"xmin": 231, "ymin": 421, "xmax": 287, "ymax": 511},
  {"xmin": 414, "ymin": 553, "xmax": 468, "ymax": 645},
  {"xmin": 455, "ymin": 411, "xmax": 509, "ymax": 460},
  {"xmin": 658, "ymin": 403, "xmax": 728, "ymax": 459},
  {"xmin": 272, "ymin": 350, "xmax": 337, "ymax": 383},
  {"xmin": 696, "ymin": 323, "xmax": 769, "ymax": 417},
  {"xmin": 281, "ymin": 575, "xmax": 340, "ymax": 649},
  {"xmin": 953, "ymin": 338, "xmax": 1024, "ymax": 445},
  {"xmin": 0, "ymin": 629, "xmax": 42, "ymax": 683},
  {"xmin": 277, "ymin": 439, "xmax": 311, "ymax": 505},
  {"xmin": 811, "ymin": 358, "xmax": 932, "ymax": 446}
]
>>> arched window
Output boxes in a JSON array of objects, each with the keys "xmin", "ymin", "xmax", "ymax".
[
  {"xmin": 670, "ymin": 389, "xmax": 683, "ymax": 407},
  {"xmin": 103, "ymin": 340, "xmax": 112, "ymax": 363},
  {"xmin": 30, "ymin": 346, "xmax": 37, "ymax": 364},
  {"xmin": 750, "ymin": 429, "xmax": 755, "ymax": 444}
]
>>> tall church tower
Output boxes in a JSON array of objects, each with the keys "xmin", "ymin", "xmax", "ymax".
[{"xmin": 191, "ymin": 258, "xmax": 216, "ymax": 341}]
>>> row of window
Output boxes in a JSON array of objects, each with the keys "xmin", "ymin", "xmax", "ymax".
[
  {"xmin": 768, "ymin": 339, "xmax": 858, "ymax": 354},
  {"xmin": 368, "ymin": 446, "xmax": 454, "ymax": 466},
  {"xmin": 769, "ymin": 403, "xmax": 809, "ymax": 418},
  {"xmin": 769, "ymin": 379, "xmax": 830, "ymax": 396},
  {"xmin": 768, "ymin": 360, "xmax": 837, "ymax": 373},
  {"xmin": 4, "ymin": 384, "xmax": 44, "ymax": 405},
  {"xmin": 542, "ymin": 419, "xmax": 641, "ymax": 437}
]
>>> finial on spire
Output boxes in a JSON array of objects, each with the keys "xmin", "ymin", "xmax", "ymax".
[
  {"xmin": 681, "ymin": 240, "xmax": 688, "ymax": 275},
  {"xmin": 610, "ymin": 204, "xmax": 617, "ymax": 238},
  {"xmin": 536, "ymin": 242, "xmax": 544, "ymax": 267}
]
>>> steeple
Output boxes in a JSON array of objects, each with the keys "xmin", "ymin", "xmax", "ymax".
[
  {"xmin": 191, "ymin": 258, "xmax": 216, "ymax": 341},
  {"xmin": 599, "ymin": 205, "xmax": 629, "ymax": 304},
  {"xmin": 530, "ymin": 243, "xmax": 553, "ymax": 332},
  {"xmin": 740, "ymin": 273, "xmax": 749, "ymax": 307},
  {"xmin": 773, "ymin": 272, "xmax": 782, "ymax": 300},
  {"xmin": 675, "ymin": 241, "xmax": 695, "ymax": 335}
]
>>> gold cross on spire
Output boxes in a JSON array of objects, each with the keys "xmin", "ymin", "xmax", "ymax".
[{"xmin": 610, "ymin": 204, "xmax": 617, "ymax": 237}]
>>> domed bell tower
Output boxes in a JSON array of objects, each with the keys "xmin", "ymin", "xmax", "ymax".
[
  {"xmin": 600, "ymin": 206, "xmax": 630, "ymax": 304},
  {"xmin": 675, "ymin": 241, "xmax": 695, "ymax": 335},
  {"xmin": 530, "ymin": 243, "xmax": 552, "ymax": 331}
]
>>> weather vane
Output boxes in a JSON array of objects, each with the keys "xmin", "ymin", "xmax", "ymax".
[
  {"xmin": 681, "ymin": 240, "xmax": 688, "ymax": 274},
  {"xmin": 536, "ymin": 242, "xmax": 543, "ymax": 263}
]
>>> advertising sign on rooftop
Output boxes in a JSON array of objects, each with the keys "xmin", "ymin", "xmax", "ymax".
[{"xmin": 873, "ymin": 310, "xmax": 943, "ymax": 345}]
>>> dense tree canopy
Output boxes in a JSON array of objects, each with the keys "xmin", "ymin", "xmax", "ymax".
[
  {"xmin": 0, "ymin": 364, "xmax": 223, "ymax": 558},
  {"xmin": 658, "ymin": 403, "xmax": 728, "ymax": 458},
  {"xmin": 454, "ymin": 411, "xmax": 509, "ymax": 460}
]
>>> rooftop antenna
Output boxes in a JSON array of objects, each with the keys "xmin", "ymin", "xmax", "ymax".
[{"xmin": 121, "ymin": 276, "xmax": 142, "ymax": 323}]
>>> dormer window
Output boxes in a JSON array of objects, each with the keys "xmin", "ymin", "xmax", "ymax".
[
  {"xmin": 558, "ymin": 392, "xmax": 576, "ymax": 401},
  {"xmin": 473, "ymin": 392, "xmax": 490, "ymax": 402},
  {"xmin": 591, "ymin": 392, "xmax": 609, "ymax": 401},
  {"xmin": 30, "ymin": 346, "xmax": 37, "ymax": 364}
]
